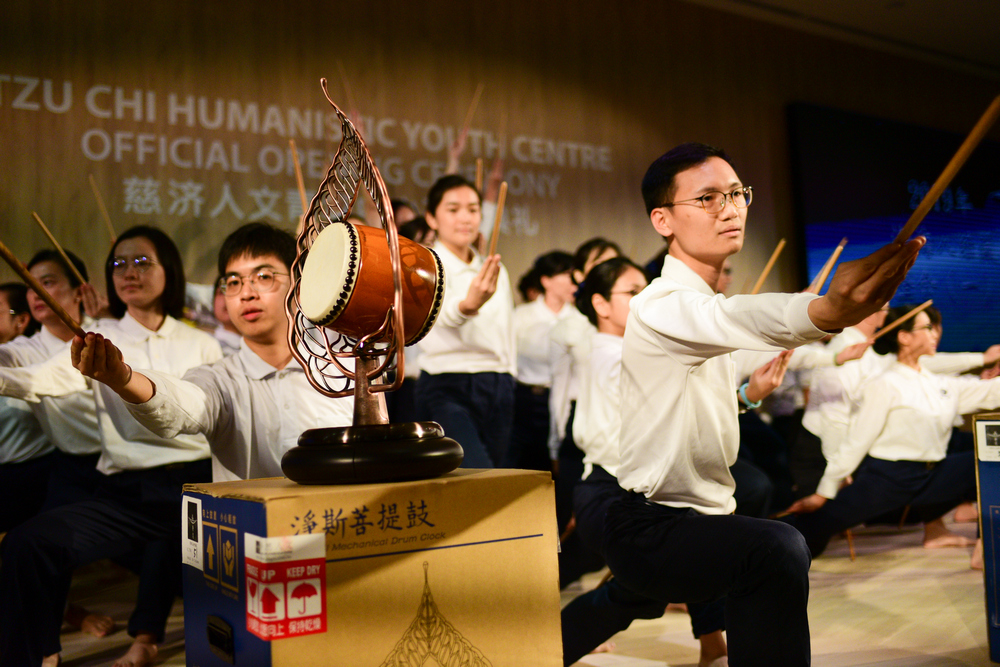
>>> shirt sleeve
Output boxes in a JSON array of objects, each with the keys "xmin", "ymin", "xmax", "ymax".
[
  {"xmin": 922, "ymin": 352, "xmax": 985, "ymax": 376},
  {"xmin": 0, "ymin": 348, "xmax": 89, "ymax": 402},
  {"xmin": 948, "ymin": 375, "xmax": 1000, "ymax": 415},
  {"xmin": 816, "ymin": 378, "xmax": 897, "ymax": 498},
  {"xmin": 122, "ymin": 367, "xmax": 227, "ymax": 442}
]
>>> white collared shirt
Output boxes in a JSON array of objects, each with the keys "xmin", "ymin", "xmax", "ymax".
[
  {"xmin": 213, "ymin": 325, "xmax": 243, "ymax": 357},
  {"xmin": 547, "ymin": 309, "xmax": 594, "ymax": 458},
  {"xmin": 0, "ymin": 395, "xmax": 52, "ymax": 464},
  {"xmin": 514, "ymin": 297, "xmax": 574, "ymax": 387},
  {"xmin": 417, "ymin": 241, "xmax": 516, "ymax": 376},
  {"xmin": 125, "ymin": 340, "xmax": 354, "ymax": 482},
  {"xmin": 617, "ymin": 256, "xmax": 826, "ymax": 515},
  {"xmin": 816, "ymin": 362, "xmax": 1000, "ymax": 498},
  {"xmin": 0, "ymin": 324, "xmax": 101, "ymax": 456},
  {"xmin": 0, "ymin": 313, "xmax": 221, "ymax": 473},
  {"xmin": 576, "ymin": 332, "xmax": 624, "ymax": 479}
]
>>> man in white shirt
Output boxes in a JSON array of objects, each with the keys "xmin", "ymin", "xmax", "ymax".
[
  {"xmin": 71, "ymin": 222, "xmax": 354, "ymax": 482},
  {"xmin": 599, "ymin": 143, "xmax": 923, "ymax": 666}
]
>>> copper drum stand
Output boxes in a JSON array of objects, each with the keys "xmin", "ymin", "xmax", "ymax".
[{"xmin": 282, "ymin": 80, "xmax": 462, "ymax": 484}]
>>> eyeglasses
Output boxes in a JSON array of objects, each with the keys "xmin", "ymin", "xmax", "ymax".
[
  {"xmin": 911, "ymin": 324, "xmax": 935, "ymax": 333},
  {"xmin": 110, "ymin": 256, "xmax": 158, "ymax": 275},
  {"xmin": 663, "ymin": 186, "xmax": 753, "ymax": 213},
  {"xmin": 218, "ymin": 269, "xmax": 289, "ymax": 296}
]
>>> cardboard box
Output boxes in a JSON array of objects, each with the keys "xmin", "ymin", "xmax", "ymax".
[
  {"xmin": 974, "ymin": 413, "xmax": 1000, "ymax": 662},
  {"xmin": 181, "ymin": 469, "xmax": 562, "ymax": 666}
]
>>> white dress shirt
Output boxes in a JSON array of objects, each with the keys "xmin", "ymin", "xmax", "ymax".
[
  {"xmin": 213, "ymin": 325, "xmax": 243, "ymax": 357},
  {"xmin": 547, "ymin": 309, "xmax": 594, "ymax": 459},
  {"xmin": 816, "ymin": 362, "xmax": 1000, "ymax": 498},
  {"xmin": 0, "ymin": 395, "xmax": 52, "ymax": 464},
  {"xmin": 126, "ymin": 341, "xmax": 354, "ymax": 482},
  {"xmin": 514, "ymin": 297, "xmax": 574, "ymax": 387},
  {"xmin": 576, "ymin": 332, "xmax": 624, "ymax": 479},
  {"xmin": 0, "ymin": 325, "xmax": 101, "ymax": 456},
  {"xmin": 0, "ymin": 314, "xmax": 221, "ymax": 474},
  {"xmin": 617, "ymin": 255, "xmax": 827, "ymax": 515},
  {"xmin": 417, "ymin": 241, "xmax": 516, "ymax": 376}
]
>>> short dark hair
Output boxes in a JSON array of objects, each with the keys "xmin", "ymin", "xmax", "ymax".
[
  {"xmin": 106, "ymin": 226, "xmax": 186, "ymax": 320},
  {"xmin": 27, "ymin": 249, "xmax": 89, "ymax": 289},
  {"xmin": 398, "ymin": 216, "xmax": 432, "ymax": 243},
  {"xmin": 217, "ymin": 222, "xmax": 296, "ymax": 277},
  {"xmin": 575, "ymin": 256, "xmax": 647, "ymax": 327},
  {"xmin": 641, "ymin": 142, "xmax": 734, "ymax": 215},
  {"xmin": 534, "ymin": 251, "xmax": 575, "ymax": 281},
  {"xmin": 873, "ymin": 304, "xmax": 925, "ymax": 356},
  {"xmin": 517, "ymin": 267, "xmax": 542, "ymax": 302},
  {"xmin": 391, "ymin": 197, "xmax": 419, "ymax": 215},
  {"xmin": 426, "ymin": 174, "xmax": 481, "ymax": 216},
  {"xmin": 573, "ymin": 238, "xmax": 622, "ymax": 276},
  {"xmin": 0, "ymin": 282, "xmax": 40, "ymax": 336}
]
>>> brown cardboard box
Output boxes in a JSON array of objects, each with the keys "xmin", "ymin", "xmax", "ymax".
[{"xmin": 181, "ymin": 469, "xmax": 562, "ymax": 666}]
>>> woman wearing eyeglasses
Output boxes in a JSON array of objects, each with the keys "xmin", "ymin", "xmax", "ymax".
[
  {"xmin": 786, "ymin": 304, "xmax": 1000, "ymax": 567},
  {"xmin": 0, "ymin": 225, "xmax": 221, "ymax": 667}
]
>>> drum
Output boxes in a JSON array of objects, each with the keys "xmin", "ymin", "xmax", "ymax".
[{"xmin": 299, "ymin": 221, "xmax": 444, "ymax": 345}]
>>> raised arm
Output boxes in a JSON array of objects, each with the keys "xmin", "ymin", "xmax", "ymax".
[{"xmin": 72, "ymin": 333, "xmax": 154, "ymax": 404}]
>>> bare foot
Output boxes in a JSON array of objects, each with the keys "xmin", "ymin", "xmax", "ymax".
[
  {"xmin": 589, "ymin": 641, "xmax": 615, "ymax": 654},
  {"xmin": 113, "ymin": 635, "xmax": 158, "ymax": 667},
  {"xmin": 954, "ymin": 502, "xmax": 979, "ymax": 523},
  {"xmin": 65, "ymin": 603, "xmax": 115, "ymax": 637},
  {"xmin": 923, "ymin": 518, "xmax": 975, "ymax": 548},
  {"xmin": 698, "ymin": 628, "xmax": 727, "ymax": 667},
  {"xmin": 972, "ymin": 539, "xmax": 984, "ymax": 571},
  {"xmin": 42, "ymin": 654, "xmax": 60, "ymax": 667},
  {"xmin": 665, "ymin": 602, "xmax": 688, "ymax": 613},
  {"xmin": 701, "ymin": 658, "xmax": 729, "ymax": 667}
]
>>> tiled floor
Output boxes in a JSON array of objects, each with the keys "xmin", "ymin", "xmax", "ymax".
[{"xmin": 55, "ymin": 513, "xmax": 989, "ymax": 666}]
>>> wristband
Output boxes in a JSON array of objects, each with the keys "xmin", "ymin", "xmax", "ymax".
[{"xmin": 738, "ymin": 382, "xmax": 762, "ymax": 410}]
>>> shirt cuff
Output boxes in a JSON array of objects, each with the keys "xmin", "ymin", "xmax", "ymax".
[
  {"xmin": 784, "ymin": 292, "xmax": 830, "ymax": 341},
  {"xmin": 816, "ymin": 475, "xmax": 842, "ymax": 500}
]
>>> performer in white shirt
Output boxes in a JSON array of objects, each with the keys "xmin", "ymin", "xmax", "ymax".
[
  {"xmin": 72, "ymin": 222, "xmax": 354, "ymax": 482},
  {"xmin": 601, "ymin": 143, "xmax": 923, "ymax": 666},
  {"xmin": 506, "ymin": 250, "xmax": 576, "ymax": 471},
  {"xmin": 416, "ymin": 174, "xmax": 516, "ymax": 467},
  {"xmin": 787, "ymin": 306, "xmax": 1000, "ymax": 564},
  {"xmin": 0, "ymin": 226, "xmax": 220, "ymax": 667}
]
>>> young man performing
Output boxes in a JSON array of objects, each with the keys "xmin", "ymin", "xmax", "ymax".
[
  {"xmin": 71, "ymin": 222, "xmax": 354, "ymax": 482},
  {"xmin": 596, "ymin": 143, "xmax": 922, "ymax": 666}
]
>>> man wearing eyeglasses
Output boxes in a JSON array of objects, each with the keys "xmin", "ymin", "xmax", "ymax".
[
  {"xmin": 72, "ymin": 222, "xmax": 354, "ymax": 482},
  {"xmin": 564, "ymin": 143, "xmax": 924, "ymax": 666}
]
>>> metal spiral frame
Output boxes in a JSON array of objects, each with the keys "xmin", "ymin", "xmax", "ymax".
[{"xmin": 285, "ymin": 78, "xmax": 406, "ymax": 406}]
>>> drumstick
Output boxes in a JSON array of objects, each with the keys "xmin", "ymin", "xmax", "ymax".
[
  {"xmin": 894, "ymin": 95, "xmax": 1000, "ymax": 244},
  {"xmin": 0, "ymin": 237, "xmax": 85, "ymax": 337},
  {"xmin": 461, "ymin": 82, "xmax": 485, "ymax": 134},
  {"xmin": 475, "ymin": 158, "xmax": 484, "ymax": 192},
  {"xmin": 88, "ymin": 174, "xmax": 117, "ymax": 244},
  {"xmin": 872, "ymin": 299, "xmax": 933, "ymax": 341},
  {"xmin": 336, "ymin": 60, "xmax": 359, "ymax": 115},
  {"xmin": 487, "ymin": 181, "xmax": 507, "ymax": 257},
  {"xmin": 31, "ymin": 212, "xmax": 87, "ymax": 286},
  {"xmin": 749, "ymin": 238, "xmax": 786, "ymax": 295},
  {"xmin": 805, "ymin": 237, "xmax": 848, "ymax": 294},
  {"xmin": 289, "ymin": 139, "xmax": 309, "ymax": 236}
]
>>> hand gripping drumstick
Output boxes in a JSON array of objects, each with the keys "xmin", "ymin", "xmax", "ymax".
[
  {"xmin": 0, "ymin": 238, "xmax": 85, "ymax": 337},
  {"xmin": 805, "ymin": 237, "xmax": 848, "ymax": 295},
  {"xmin": 749, "ymin": 238, "xmax": 786, "ymax": 295},
  {"xmin": 31, "ymin": 212, "xmax": 87, "ymax": 286},
  {"xmin": 872, "ymin": 299, "xmax": 933, "ymax": 341},
  {"xmin": 894, "ymin": 95, "xmax": 1000, "ymax": 244}
]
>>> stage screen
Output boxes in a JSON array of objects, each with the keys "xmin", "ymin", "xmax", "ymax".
[{"xmin": 789, "ymin": 103, "xmax": 1000, "ymax": 353}]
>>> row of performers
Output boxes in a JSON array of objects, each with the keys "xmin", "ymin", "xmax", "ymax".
[{"xmin": 0, "ymin": 142, "xmax": 994, "ymax": 666}]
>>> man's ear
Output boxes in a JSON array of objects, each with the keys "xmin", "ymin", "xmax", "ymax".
[{"xmin": 650, "ymin": 207, "xmax": 673, "ymax": 241}]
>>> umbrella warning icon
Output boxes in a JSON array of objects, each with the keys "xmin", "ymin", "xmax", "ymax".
[{"xmin": 287, "ymin": 579, "xmax": 322, "ymax": 618}]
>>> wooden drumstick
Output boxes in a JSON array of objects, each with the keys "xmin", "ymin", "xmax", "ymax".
[
  {"xmin": 88, "ymin": 174, "xmax": 117, "ymax": 244},
  {"xmin": 0, "ymin": 238, "xmax": 85, "ymax": 337},
  {"xmin": 31, "ymin": 212, "xmax": 87, "ymax": 286},
  {"xmin": 895, "ymin": 95, "xmax": 1000, "ymax": 244},
  {"xmin": 487, "ymin": 181, "xmax": 507, "ymax": 257},
  {"xmin": 749, "ymin": 238, "xmax": 786, "ymax": 295},
  {"xmin": 290, "ymin": 139, "xmax": 309, "ymax": 236},
  {"xmin": 805, "ymin": 237, "xmax": 848, "ymax": 295},
  {"xmin": 872, "ymin": 299, "xmax": 933, "ymax": 341},
  {"xmin": 336, "ymin": 60, "xmax": 359, "ymax": 115},
  {"xmin": 475, "ymin": 157, "xmax": 484, "ymax": 192},
  {"xmin": 461, "ymin": 82, "xmax": 485, "ymax": 134}
]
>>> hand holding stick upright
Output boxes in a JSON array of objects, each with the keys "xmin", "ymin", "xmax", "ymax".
[
  {"xmin": 488, "ymin": 181, "xmax": 507, "ymax": 257},
  {"xmin": 0, "ymin": 237, "xmax": 85, "ymax": 337}
]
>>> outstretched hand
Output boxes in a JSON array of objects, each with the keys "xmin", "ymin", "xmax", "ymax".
[
  {"xmin": 71, "ymin": 333, "xmax": 155, "ymax": 403},
  {"xmin": 459, "ymin": 254, "xmax": 502, "ymax": 317},
  {"xmin": 807, "ymin": 238, "xmax": 925, "ymax": 332},
  {"xmin": 745, "ymin": 349, "xmax": 793, "ymax": 404},
  {"xmin": 784, "ymin": 493, "xmax": 828, "ymax": 515}
]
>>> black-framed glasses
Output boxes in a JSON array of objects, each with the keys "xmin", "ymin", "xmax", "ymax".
[
  {"xmin": 663, "ymin": 186, "xmax": 753, "ymax": 213},
  {"xmin": 110, "ymin": 256, "xmax": 158, "ymax": 275},
  {"xmin": 218, "ymin": 269, "xmax": 289, "ymax": 296}
]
